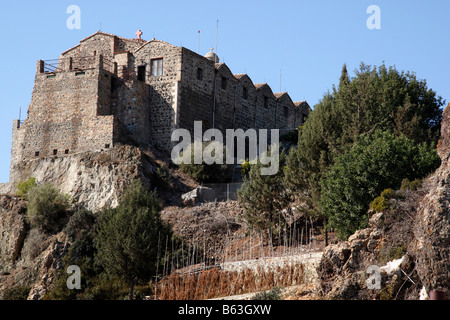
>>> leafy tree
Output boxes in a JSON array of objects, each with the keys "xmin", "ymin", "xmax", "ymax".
[
  {"xmin": 95, "ymin": 180, "xmax": 171, "ymax": 300},
  {"xmin": 285, "ymin": 62, "xmax": 444, "ymax": 220},
  {"xmin": 320, "ymin": 130, "xmax": 440, "ymax": 240},
  {"xmin": 238, "ymin": 152, "xmax": 291, "ymax": 239},
  {"xmin": 16, "ymin": 177, "xmax": 36, "ymax": 199},
  {"xmin": 27, "ymin": 183, "xmax": 71, "ymax": 234}
]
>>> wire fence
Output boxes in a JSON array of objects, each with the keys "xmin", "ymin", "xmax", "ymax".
[{"xmin": 198, "ymin": 183, "xmax": 244, "ymax": 202}]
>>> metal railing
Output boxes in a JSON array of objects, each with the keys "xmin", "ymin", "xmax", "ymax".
[{"xmin": 42, "ymin": 55, "xmax": 115, "ymax": 74}]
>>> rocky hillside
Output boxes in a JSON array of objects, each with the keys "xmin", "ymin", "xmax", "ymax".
[
  {"xmin": 7, "ymin": 144, "xmax": 158, "ymax": 212},
  {"xmin": 0, "ymin": 143, "xmax": 200, "ymax": 299},
  {"xmin": 317, "ymin": 104, "xmax": 450, "ymax": 300}
]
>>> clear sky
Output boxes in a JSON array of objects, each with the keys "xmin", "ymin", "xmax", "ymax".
[{"xmin": 0, "ymin": 0, "xmax": 449, "ymax": 183}]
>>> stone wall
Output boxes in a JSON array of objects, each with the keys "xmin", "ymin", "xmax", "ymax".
[
  {"xmin": 133, "ymin": 40, "xmax": 182, "ymax": 147},
  {"xmin": 10, "ymin": 56, "xmax": 115, "ymax": 183},
  {"xmin": 9, "ymin": 31, "xmax": 311, "ymax": 182},
  {"xmin": 178, "ymin": 48, "xmax": 308, "ymax": 139}
]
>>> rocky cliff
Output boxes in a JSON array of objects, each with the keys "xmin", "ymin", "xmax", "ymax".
[{"xmin": 7, "ymin": 144, "xmax": 157, "ymax": 212}]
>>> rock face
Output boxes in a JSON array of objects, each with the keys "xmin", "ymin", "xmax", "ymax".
[
  {"xmin": 0, "ymin": 195, "xmax": 27, "ymax": 273},
  {"xmin": 0, "ymin": 194, "xmax": 70, "ymax": 300},
  {"xmin": 8, "ymin": 144, "xmax": 156, "ymax": 212},
  {"xmin": 318, "ymin": 212, "xmax": 418, "ymax": 300},
  {"xmin": 412, "ymin": 103, "xmax": 450, "ymax": 294},
  {"xmin": 0, "ymin": 144, "xmax": 158, "ymax": 299}
]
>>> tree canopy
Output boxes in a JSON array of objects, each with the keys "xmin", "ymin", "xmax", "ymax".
[
  {"xmin": 285, "ymin": 63, "xmax": 444, "ymax": 219},
  {"xmin": 320, "ymin": 130, "xmax": 440, "ymax": 240},
  {"xmin": 95, "ymin": 180, "xmax": 171, "ymax": 299}
]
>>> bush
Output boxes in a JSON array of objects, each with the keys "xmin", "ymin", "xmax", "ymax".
[
  {"xmin": 64, "ymin": 209, "xmax": 96, "ymax": 241},
  {"xmin": 27, "ymin": 183, "xmax": 72, "ymax": 234},
  {"xmin": 400, "ymin": 178, "xmax": 423, "ymax": 191},
  {"xmin": 3, "ymin": 286, "xmax": 31, "ymax": 300},
  {"xmin": 252, "ymin": 287, "xmax": 282, "ymax": 300},
  {"xmin": 16, "ymin": 177, "xmax": 36, "ymax": 199},
  {"xmin": 154, "ymin": 166, "xmax": 170, "ymax": 190},
  {"xmin": 178, "ymin": 142, "xmax": 232, "ymax": 183},
  {"xmin": 21, "ymin": 228, "xmax": 47, "ymax": 261},
  {"xmin": 320, "ymin": 130, "xmax": 440, "ymax": 240},
  {"xmin": 369, "ymin": 189, "xmax": 395, "ymax": 213}
]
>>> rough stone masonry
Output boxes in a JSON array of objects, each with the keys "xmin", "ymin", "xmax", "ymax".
[{"xmin": 9, "ymin": 31, "xmax": 311, "ymax": 184}]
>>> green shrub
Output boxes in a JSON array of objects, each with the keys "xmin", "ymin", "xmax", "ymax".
[
  {"xmin": 178, "ymin": 142, "xmax": 232, "ymax": 183},
  {"xmin": 27, "ymin": 183, "xmax": 72, "ymax": 234},
  {"xmin": 154, "ymin": 166, "xmax": 170, "ymax": 190},
  {"xmin": 370, "ymin": 188, "xmax": 396, "ymax": 212},
  {"xmin": 320, "ymin": 130, "xmax": 440, "ymax": 240},
  {"xmin": 3, "ymin": 286, "xmax": 31, "ymax": 300},
  {"xmin": 22, "ymin": 228, "xmax": 46, "ymax": 261},
  {"xmin": 16, "ymin": 177, "xmax": 36, "ymax": 199},
  {"xmin": 252, "ymin": 287, "xmax": 281, "ymax": 300},
  {"xmin": 64, "ymin": 209, "xmax": 96, "ymax": 241},
  {"xmin": 240, "ymin": 159, "xmax": 252, "ymax": 177},
  {"xmin": 400, "ymin": 178, "xmax": 423, "ymax": 191},
  {"xmin": 370, "ymin": 196, "xmax": 389, "ymax": 213}
]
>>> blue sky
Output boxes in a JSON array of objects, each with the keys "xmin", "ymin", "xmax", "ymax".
[{"xmin": 0, "ymin": 0, "xmax": 449, "ymax": 183}]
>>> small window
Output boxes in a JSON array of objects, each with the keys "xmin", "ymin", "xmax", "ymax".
[
  {"xmin": 35, "ymin": 151, "xmax": 40, "ymax": 157},
  {"xmin": 150, "ymin": 58, "xmax": 163, "ymax": 77},
  {"xmin": 65, "ymin": 149, "xmax": 69, "ymax": 154},
  {"xmin": 105, "ymin": 144, "xmax": 110, "ymax": 149},
  {"xmin": 137, "ymin": 65, "xmax": 146, "ymax": 82},
  {"xmin": 197, "ymin": 68, "xmax": 203, "ymax": 80},
  {"xmin": 53, "ymin": 149, "xmax": 58, "ymax": 156},
  {"xmin": 221, "ymin": 77, "xmax": 227, "ymax": 90},
  {"xmin": 283, "ymin": 106, "xmax": 289, "ymax": 118},
  {"xmin": 46, "ymin": 74, "xmax": 56, "ymax": 79},
  {"xmin": 242, "ymin": 87, "xmax": 248, "ymax": 100},
  {"xmin": 75, "ymin": 71, "xmax": 86, "ymax": 76},
  {"xmin": 264, "ymin": 96, "xmax": 269, "ymax": 108}
]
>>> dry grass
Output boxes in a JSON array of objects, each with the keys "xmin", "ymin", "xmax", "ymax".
[{"xmin": 156, "ymin": 263, "xmax": 304, "ymax": 300}]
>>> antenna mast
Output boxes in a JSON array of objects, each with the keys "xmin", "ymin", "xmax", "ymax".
[{"xmin": 215, "ymin": 20, "xmax": 219, "ymax": 63}]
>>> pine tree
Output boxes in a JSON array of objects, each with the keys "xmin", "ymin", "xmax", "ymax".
[
  {"xmin": 95, "ymin": 180, "xmax": 171, "ymax": 299},
  {"xmin": 238, "ymin": 152, "xmax": 291, "ymax": 239}
]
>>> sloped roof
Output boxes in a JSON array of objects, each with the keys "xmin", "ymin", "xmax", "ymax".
[
  {"xmin": 294, "ymin": 101, "xmax": 307, "ymax": 107},
  {"xmin": 134, "ymin": 38, "xmax": 176, "ymax": 54},
  {"xmin": 274, "ymin": 92, "xmax": 295, "ymax": 106},
  {"xmin": 62, "ymin": 30, "xmax": 145, "ymax": 55}
]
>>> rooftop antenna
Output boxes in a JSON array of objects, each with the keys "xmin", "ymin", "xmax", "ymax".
[
  {"xmin": 215, "ymin": 20, "xmax": 219, "ymax": 63},
  {"xmin": 99, "ymin": 22, "xmax": 102, "ymax": 31},
  {"xmin": 197, "ymin": 30, "xmax": 200, "ymax": 54},
  {"xmin": 280, "ymin": 69, "xmax": 282, "ymax": 93}
]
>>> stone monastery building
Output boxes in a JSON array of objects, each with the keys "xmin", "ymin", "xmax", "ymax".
[{"xmin": 10, "ymin": 31, "xmax": 310, "ymax": 174}]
